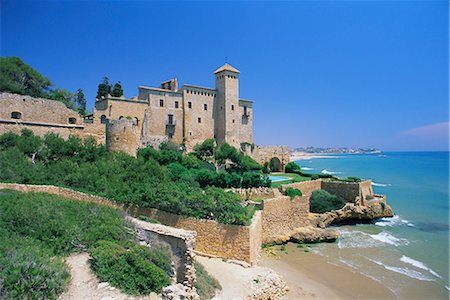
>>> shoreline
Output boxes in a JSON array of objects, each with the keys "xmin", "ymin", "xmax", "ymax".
[
  {"xmin": 258, "ymin": 243, "xmax": 397, "ymax": 299},
  {"xmin": 290, "ymin": 153, "xmax": 342, "ymax": 161}
]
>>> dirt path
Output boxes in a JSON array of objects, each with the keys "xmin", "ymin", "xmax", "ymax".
[{"xmin": 59, "ymin": 253, "xmax": 156, "ymax": 300}]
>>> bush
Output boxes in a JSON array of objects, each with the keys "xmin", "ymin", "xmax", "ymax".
[
  {"xmin": 310, "ymin": 190, "xmax": 346, "ymax": 213},
  {"xmin": 90, "ymin": 240, "xmax": 171, "ymax": 295},
  {"xmin": 340, "ymin": 176, "xmax": 362, "ymax": 182},
  {"xmin": 194, "ymin": 261, "xmax": 221, "ymax": 300},
  {"xmin": 285, "ymin": 187, "xmax": 303, "ymax": 199},
  {"xmin": 0, "ymin": 234, "xmax": 70, "ymax": 300},
  {"xmin": 285, "ymin": 162, "xmax": 301, "ymax": 173}
]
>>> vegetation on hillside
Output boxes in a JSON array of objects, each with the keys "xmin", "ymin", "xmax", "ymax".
[
  {"xmin": 194, "ymin": 261, "xmax": 222, "ymax": 300},
  {"xmin": 0, "ymin": 189, "xmax": 172, "ymax": 299},
  {"xmin": 0, "ymin": 131, "xmax": 269, "ymax": 225},
  {"xmin": 310, "ymin": 190, "xmax": 346, "ymax": 213}
]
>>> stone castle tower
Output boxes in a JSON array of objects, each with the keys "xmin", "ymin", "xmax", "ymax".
[{"xmin": 214, "ymin": 64, "xmax": 240, "ymax": 146}]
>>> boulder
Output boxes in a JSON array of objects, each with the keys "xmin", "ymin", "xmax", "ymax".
[{"xmin": 290, "ymin": 226, "xmax": 338, "ymax": 243}]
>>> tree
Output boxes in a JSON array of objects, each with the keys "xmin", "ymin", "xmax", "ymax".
[
  {"xmin": 75, "ymin": 89, "xmax": 87, "ymax": 116},
  {"xmin": 96, "ymin": 77, "xmax": 111, "ymax": 99},
  {"xmin": 193, "ymin": 139, "xmax": 215, "ymax": 160},
  {"xmin": 0, "ymin": 56, "xmax": 52, "ymax": 97},
  {"xmin": 48, "ymin": 88, "xmax": 76, "ymax": 110},
  {"xmin": 111, "ymin": 81, "xmax": 123, "ymax": 97}
]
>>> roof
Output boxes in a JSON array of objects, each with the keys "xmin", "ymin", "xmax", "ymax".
[{"xmin": 213, "ymin": 63, "xmax": 240, "ymax": 74}]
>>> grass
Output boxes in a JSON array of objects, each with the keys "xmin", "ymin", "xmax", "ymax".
[
  {"xmin": 194, "ymin": 261, "xmax": 222, "ymax": 300},
  {"xmin": 269, "ymin": 172, "xmax": 311, "ymax": 188},
  {"xmin": 0, "ymin": 189, "xmax": 172, "ymax": 298}
]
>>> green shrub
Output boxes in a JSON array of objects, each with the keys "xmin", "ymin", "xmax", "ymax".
[
  {"xmin": 311, "ymin": 174, "xmax": 320, "ymax": 180},
  {"xmin": 0, "ymin": 234, "xmax": 70, "ymax": 300},
  {"xmin": 310, "ymin": 190, "xmax": 346, "ymax": 213},
  {"xmin": 194, "ymin": 261, "xmax": 222, "ymax": 300},
  {"xmin": 285, "ymin": 187, "xmax": 303, "ymax": 199},
  {"xmin": 340, "ymin": 176, "xmax": 362, "ymax": 182},
  {"xmin": 285, "ymin": 162, "xmax": 301, "ymax": 173},
  {"xmin": 90, "ymin": 240, "xmax": 171, "ymax": 295}
]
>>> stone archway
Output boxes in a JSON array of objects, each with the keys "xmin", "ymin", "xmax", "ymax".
[{"xmin": 269, "ymin": 157, "xmax": 282, "ymax": 172}]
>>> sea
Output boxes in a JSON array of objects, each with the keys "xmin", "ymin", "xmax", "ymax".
[{"xmin": 294, "ymin": 152, "xmax": 449, "ymax": 298}]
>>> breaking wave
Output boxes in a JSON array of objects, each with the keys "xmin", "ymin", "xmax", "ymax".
[
  {"xmin": 369, "ymin": 232, "xmax": 409, "ymax": 246},
  {"xmin": 400, "ymin": 256, "xmax": 441, "ymax": 278},
  {"xmin": 374, "ymin": 215, "xmax": 414, "ymax": 227},
  {"xmin": 370, "ymin": 259, "xmax": 434, "ymax": 282},
  {"xmin": 372, "ymin": 182, "xmax": 392, "ymax": 187},
  {"xmin": 321, "ymin": 169, "xmax": 341, "ymax": 175}
]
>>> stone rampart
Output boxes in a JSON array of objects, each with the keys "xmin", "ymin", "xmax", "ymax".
[
  {"xmin": 280, "ymin": 180, "xmax": 322, "ymax": 196},
  {"xmin": 128, "ymin": 207, "xmax": 262, "ymax": 264},
  {"xmin": 261, "ymin": 195, "xmax": 310, "ymax": 244},
  {"xmin": 229, "ymin": 187, "xmax": 280, "ymax": 200}
]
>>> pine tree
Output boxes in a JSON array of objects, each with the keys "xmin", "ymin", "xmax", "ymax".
[
  {"xmin": 111, "ymin": 81, "xmax": 124, "ymax": 97},
  {"xmin": 75, "ymin": 88, "xmax": 87, "ymax": 116},
  {"xmin": 96, "ymin": 77, "xmax": 111, "ymax": 99}
]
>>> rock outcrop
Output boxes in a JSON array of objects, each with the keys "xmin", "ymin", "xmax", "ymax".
[
  {"xmin": 245, "ymin": 270, "xmax": 289, "ymax": 300},
  {"xmin": 290, "ymin": 226, "xmax": 339, "ymax": 243},
  {"xmin": 311, "ymin": 199, "xmax": 394, "ymax": 228}
]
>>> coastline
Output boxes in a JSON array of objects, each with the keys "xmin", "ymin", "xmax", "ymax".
[{"xmin": 290, "ymin": 152, "xmax": 342, "ymax": 161}]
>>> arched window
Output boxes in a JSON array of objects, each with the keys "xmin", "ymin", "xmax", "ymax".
[
  {"xmin": 100, "ymin": 115, "xmax": 107, "ymax": 124},
  {"xmin": 11, "ymin": 111, "xmax": 22, "ymax": 119},
  {"xmin": 68, "ymin": 117, "xmax": 77, "ymax": 124},
  {"xmin": 119, "ymin": 116, "xmax": 124, "ymax": 120},
  {"xmin": 132, "ymin": 117, "xmax": 139, "ymax": 126}
]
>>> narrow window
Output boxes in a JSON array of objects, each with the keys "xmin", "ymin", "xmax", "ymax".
[
  {"xmin": 244, "ymin": 106, "xmax": 248, "ymax": 115},
  {"xmin": 68, "ymin": 117, "xmax": 77, "ymax": 124},
  {"xmin": 198, "ymin": 117, "xmax": 201, "ymax": 123},
  {"xmin": 133, "ymin": 117, "xmax": 139, "ymax": 126},
  {"xmin": 188, "ymin": 102, "xmax": 192, "ymax": 109},
  {"xmin": 11, "ymin": 111, "xmax": 22, "ymax": 119},
  {"xmin": 175, "ymin": 101, "xmax": 179, "ymax": 108},
  {"xmin": 168, "ymin": 114, "xmax": 174, "ymax": 125},
  {"xmin": 100, "ymin": 115, "xmax": 107, "ymax": 124},
  {"xmin": 231, "ymin": 105, "xmax": 234, "ymax": 110},
  {"xmin": 160, "ymin": 99, "xmax": 164, "ymax": 107},
  {"xmin": 189, "ymin": 132, "xmax": 192, "ymax": 136},
  {"xmin": 204, "ymin": 103, "xmax": 208, "ymax": 111},
  {"xmin": 232, "ymin": 119, "xmax": 235, "ymax": 123}
]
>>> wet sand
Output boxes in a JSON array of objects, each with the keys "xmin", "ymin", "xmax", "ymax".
[{"xmin": 259, "ymin": 243, "xmax": 397, "ymax": 299}]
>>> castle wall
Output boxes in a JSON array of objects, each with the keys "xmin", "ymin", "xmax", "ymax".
[
  {"xmin": 0, "ymin": 92, "xmax": 82, "ymax": 125},
  {"xmin": 238, "ymin": 100, "xmax": 253, "ymax": 144},
  {"xmin": 280, "ymin": 180, "xmax": 323, "ymax": 196},
  {"xmin": 94, "ymin": 98, "xmax": 147, "ymax": 132},
  {"xmin": 144, "ymin": 90, "xmax": 184, "ymax": 146},
  {"xmin": 261, "ymin": 195, "xmax": 310, "ymax": 244},
  {"xmin": 182, "ymin": 87, "xmax": 216, "ymax": 150}
]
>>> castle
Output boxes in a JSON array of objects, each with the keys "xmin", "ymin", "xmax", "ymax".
[
  {"xmin": 0, "ymin": 64, "xmax": 290, "ymax": 170},
  {"xmin": 94, "ymin": 63, "xmax": 253, "ymax": 153}
]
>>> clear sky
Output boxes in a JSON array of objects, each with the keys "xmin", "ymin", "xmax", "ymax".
[{"xmin": 1, "ymin": 0, "xmax": 448, "ymax": 151}]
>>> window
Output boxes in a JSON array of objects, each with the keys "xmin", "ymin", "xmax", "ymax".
[
  {"xmin": 244, "ymin": 106, "xmax": 248, "ymax": 116},
  {"xmin": 175, "ymin": 101, "xmax": 179, "ymax": 108},
  {"xmin": 68, "ymin": 117, "xmax": 77, "ymax": 124},
  {"xmin": 168, "ymin": 114, "xmax": 174, "ymax": 125},
  {"xmin": 11, "ymin": 111, "xmax": 21, "ymax": 119},
  {"xmin": 133, "ymin": 117, "xmax": 139, "ymax": 126},
  {"xmin": 100, "ymin": 115, "xmax": 107, "ymax": 124},
  {"xmin": 189, "ymin": 132, "xmax": 192, "ymax": 136},
  {"xmin": 188, "ymin": 102, "xmax": 192, "ymax": 109},
  {"xmin": 231, "ymin": 105, "xmax": 234, "ymax": 111},
  {"xmin": 204, "ymin": 103, "xmax": 208, "ymax": 111},
  {"xmin": 119, "ymin": 116, "xmax": 124, "ymax": 120},
  {"xmin": 232, "ymin": 119, "xmax": 235, "ymax": 123},
  {"xmin": 198, "ymin": 117, "xmax": 201, "ymax": 123},
  {"xmin": 160, "ymin": 99, "xmax": 164, "ymax": 107}
]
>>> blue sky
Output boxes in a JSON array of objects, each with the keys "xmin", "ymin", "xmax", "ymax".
[{"xmin": 1, "ymin": 0, "xmax": 448, "ymax": 151}]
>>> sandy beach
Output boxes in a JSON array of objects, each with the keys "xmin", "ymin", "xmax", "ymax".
[{"xmin": 198, "ymin": 242, "xmax": 397, "ymax": 300}]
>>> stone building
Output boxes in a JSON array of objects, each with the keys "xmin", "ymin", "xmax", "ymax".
[
  {"xmin": 94, "ymin": 63, "xmax": 253, "ymax": 152},
  {"xmin": 0, "ymin": 64, "xmax": 289, "ymax": 169}
]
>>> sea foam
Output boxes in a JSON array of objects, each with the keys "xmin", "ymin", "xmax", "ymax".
[
  {"xmin": 321, "ymin": 169, "xmax": 341, "ymax": 175},
  {"xmin": 370, "ymin": 259, "xmax": 434, "ymax": 282},
  {"xmin": 400, "ymin": 256, "xmax": 441, "ymax": 278},
  {"xmin": 374, "ymin": 215, "xmax": 414, "ymax": 227},
  {"xmin": 372, "ymin": 182, "xmax": 392, "ymax": 187},
  {"xmin": 369, "ymin": 232, "xmax": 409, "ymax": 246}
]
